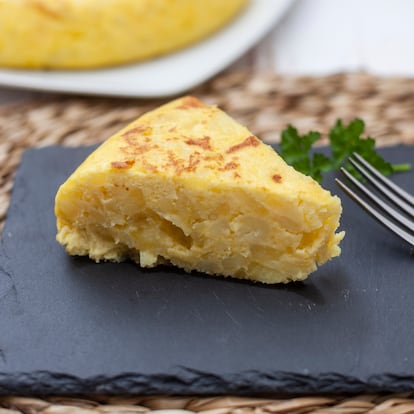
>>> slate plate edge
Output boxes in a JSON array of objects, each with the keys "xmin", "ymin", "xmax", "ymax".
[{"xmin": 1, "ymin": 369, "xmax": 414, "ymax": 395}]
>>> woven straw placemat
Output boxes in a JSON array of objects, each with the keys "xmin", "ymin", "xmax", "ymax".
[{"xmin": 1, "ymin": 71, "xmax": 414, "ymax": 413}]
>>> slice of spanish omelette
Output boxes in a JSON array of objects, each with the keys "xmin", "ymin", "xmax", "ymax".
[
  {"xmin": 55, "ymin": 96, "xmax": 344, "ymax": 283},
  {"xmin": 0, "ymin": 0, "xmax": 247, "ymax": 69}
]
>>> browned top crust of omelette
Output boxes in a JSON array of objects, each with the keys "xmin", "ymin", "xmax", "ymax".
[{"xmin": 55, "ymin": 96, "xmax": 344, "ymax": 284}]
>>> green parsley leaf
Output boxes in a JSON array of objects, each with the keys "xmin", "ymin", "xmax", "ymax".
[
  {"xmin": 310, "ymin": 152, "xmax": 332, "ymax": 183},
  {"xmin": 280, "ymin": 125, "xmax": 332, "ymax": 182},
  {"xmin": 279, "ymin": 118, "xmax": 411, "ymax": 183}
]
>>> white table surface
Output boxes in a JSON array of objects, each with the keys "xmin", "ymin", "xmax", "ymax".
[
  {"xmin": 237, "ymin": 0, "xmax": 414, "ymax": 76},
  {"xmin": 1, "ymin": 0, "xmax": 414, "ymax": 105}
]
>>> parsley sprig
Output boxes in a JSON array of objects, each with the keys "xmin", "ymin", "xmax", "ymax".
[{"xmin": 279, "ymin": 118, "xmax": 411, "ymax": 183}]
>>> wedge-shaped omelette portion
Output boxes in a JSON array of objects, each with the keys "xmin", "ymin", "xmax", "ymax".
[{"xmin": 55, "ymin": 96, "xmax": 344, "ymax": 283}]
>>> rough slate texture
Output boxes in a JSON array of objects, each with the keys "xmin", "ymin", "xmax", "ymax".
[{"xmin": 0, "ymin": 145, "xmax": 413, "ymax": 395}]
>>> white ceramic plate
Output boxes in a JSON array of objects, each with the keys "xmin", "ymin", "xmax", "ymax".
[{"xmin": 0, "ymin": 0, "xmax": 293, "ymax": 98}]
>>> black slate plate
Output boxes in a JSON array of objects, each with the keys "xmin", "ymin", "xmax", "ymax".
[{"xmin": 0, "ymin": 145, "xmax": 413, "ymax": 395}]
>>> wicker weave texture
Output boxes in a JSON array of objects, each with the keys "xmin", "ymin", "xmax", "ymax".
[{"xmin": 2, "ymin": 394, "xmax": 414, "ymax": 414}]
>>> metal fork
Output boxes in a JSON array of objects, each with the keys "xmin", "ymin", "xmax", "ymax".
[{"xmin": 335, "ymin": 153, "xmax": 414, "ymax": 247}]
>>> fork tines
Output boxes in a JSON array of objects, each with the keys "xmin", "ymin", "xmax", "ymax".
[{"xmin": 336, "ymin": 153, "xmax": 414, "ymax": 247}]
